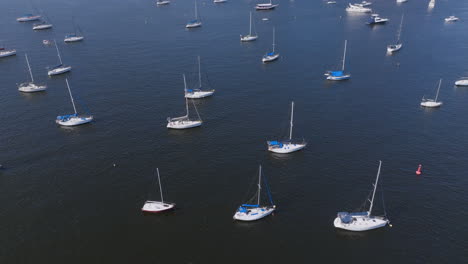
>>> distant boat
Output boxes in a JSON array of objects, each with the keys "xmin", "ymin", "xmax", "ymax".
[
  {"xmin": 167, "ymin": 74, "xmax": 203, "ymax": 129},
  {"xmin": 142, "ymin": 168, "xmax": 175, "ymax": 213},
  {"xmin": 455, "ymin": 78, "xmax": 468, "ymax": 86},
  {"xmin": 327, "ymin": 1, "xmax": 337, "ymax": 4},
  {"xmin": 428, "ymin": 0, "xmax": 435, "ymax": 9},
  {"xmin": 48, "ymin": 40, "xmax": 72, "ymax": 76},
  {"xmin": 186, "ymin": 0, "xmax": 202, "ymax": 28},
  {"xmin": 56, "ymin": 79, "xmax": 94, "ymax": 126},
  {"xmin": 396, "ymin": 0, "xmax": 408, "ymax": 3},
  {"xmin": 387, "ymin": 14, "xmax": 404, "ymax": 53},
  {"xmin": 233, "ymin": 165, "xmax": 276, "ymax": 222},
  {"xmin": 18, "ymin": 54, "xmax": 47, "ymax": 93},
  {"xmin": 262, "ymin": 27, "xmax": 279, "ymax": 63},
  {"xmin": 346, "ymin": 3, "xmax": 372, "ymax": 13},
  {"xmin": 240, "ymin": 12, "xmax": 258, "ymax": 42},
  {"xmin": 156, "ymin": 0, "xmax": 170, "ymax": 5},
  {"xmin": 445, "ymin": 16, "xmax": 459, "ymax": 22},
  {"xmin": 360, "ymin": 1, "xmax": 372, "ymax": 6},
  {"xmin": 0, "ymin": 46, "xmax": 16, "ymax": 58},
  {"xmin": 325, "ymin": 40, "xmax": 351, "ymax": 81},
  {"xmin": 185, "ymin": 56, "xmax": 215, "ymax": 99},
  {"xmin": 256, "ymin": 0, "xmax": 278, "ymax": 11},
  {"xmin": 214, "ymin": 0, "xmax": 227, "ymax": 3},
  {"xmin": 421, "ymin": 79, "xmax": 443, "ymax": 108},
  {"xmin": 32, "ymin": 20, "xmax": 53, "ymax": 30},
  {"xmin": 334, "ymin": 161, "xmax": 389, "ymax": 232},
  {"xmin": 64, "ymin": 18, "xmax": 84, "ymax": 43},
  {"xmin": 366, "ymin": 14, "xmax": 389, "ymax": 25},
  {"xmin": 267, "ymin": 101, "xmax": 307, "ymax": 154},
  {"xmin": 17, "ymin": 14, "xmax": 41, "ymax": 22}
]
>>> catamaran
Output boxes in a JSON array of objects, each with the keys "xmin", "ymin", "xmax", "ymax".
[
  {"xmin": 17, "ymin": 14, "xmax": 41, "ymax": 22},
  {"xmin": 387, "ymin": 14, "xmax": 404, "ymax": 53},
  {"xmin": 167, "ymin": 74, "xmax": 203, "ymax": 129},
  {"xmin": 142, "ymin": 168, "xmax": 175, "ymax": 213},
  {"xmin": 421, "ymin": 79, "xmax": 443, "ymax": 108},
  {"xmin": 186, "ymin": 0, "xmax": 202, "ymax": 28},
  {"xmin": 334, "ymin": 161, "xmax": 389, "ymax": 231},
  {"xmin": 241, "ymin": 12, "xmax": 258, "ymax": 42},
  {"xmin": 262, "ymin": 27, "xmax": 279, "ymax": 63},
  {"xmin": 267, "ymin": 101, "xmax": 306, "ymax": 154},
  {"xmin": 233, "ymin": 165, "xmax": 276, "ymax": 221},
  {"xmin": 156, "ymin": 0, "xmax": 170, "ymax": 5},
  {"xmin": 185, "ymin": 56, "xmax": 215, "ymax": 99},
  {"xmin": 325, "ymin": 40, "xmax": 351, "ymax": 80},
  {"xmin": 0, "ymin": 47, "xmax": 16, "ymax": 58},
  {"xmin": 64, "ymin": 18, "xmax": 84, "ymax": 42},
  {"xmin": 48, "ymin": 40, "xmax": 72, "ymax": 76},
  {"xmin": 56, "ymin": 79, "xmax": 94, "ymax": 126},
  {"xmin": 18, "ymin": 54, "xmax": 47, "ymax": 93},
  {"xmin": 256, "ymin": 0, "xmax": 278, "ymax": 10}
]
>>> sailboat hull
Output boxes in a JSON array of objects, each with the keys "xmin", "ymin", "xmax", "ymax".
[
  {"xmin": 0, "ymin": 50, "xmax": 17, "ymax": 58},
  {"xmin": 327, "ymin": 74, "xmax": 351, "ymax": 81},
  {"xmin": 240, "ymin": 35, "xmax": 258, "ymax": 42},
  {"xmin": 334, "ymin": 215, "xmax": 388, "ymax": 231},
  {"xmin": 186, "ymin": 22, "xmax": 202, "ymax": 28},
  {"xmin": 268, "ymin": 142, "xmax": 306, "ymax": 154},
  {"xmin": 56, "ymin": 116, "xmax": 93, "ymax": 126},
  {"xmin": 185, "ymin": 90, "xmax": 214, "ymax": 99},
  {"xmin": 455, "ymin": 80, "xmax": 468, "ymax": 86},
  {"xmin": 33, "ymin": 24, "xmax": 53, "ymax": 30},
  {"xmin": 262, "ymin": 53, "xmax": 279, "ymax": 63},
  {"xmin": 233, "ymin": 206, "xmax": 275, "ymax": 221},
  {"xmin": 167, "ymin": 120, "xmax": 202, "ymax": 129},
  {"xmin": 17, "ymin": 16, "xmax": 41, "ymax": 22},
  {"xmin": 64, "ymin": 36, "xmax": 84, "ymax": 42},
  {"xmin": 142, "ymin": 201, "xmax": 175, "ymax": 213},
  {"xmin": 48, "ymin": 66, "xmax": 72, "ymax": 76},
  {"xmin": 156, "ymin": 0, "xmax": 171, "ymax": 5},
  {"xmin": 256, "ymin": 4, "xmax": 278, "ymax": 10},
  {"xmin": 18, "ymin": 83, "xmax": 47, "ymax": 93},
  {"xmin": 420, "ymin": 101, "xmax": 442, "ymax": 108},
  {"xmin": 387, "ymin": 43, "xmax": 402, "ymax": 53}
]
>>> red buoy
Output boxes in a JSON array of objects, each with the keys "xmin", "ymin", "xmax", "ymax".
[{"xmin": 416, "ymin": 164, "xmax": 422, "ymax": 175}]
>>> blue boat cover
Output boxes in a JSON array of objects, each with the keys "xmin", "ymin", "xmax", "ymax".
[
  {"xmin": 241, "ymin": 204, "xmax": 259, "ymax": 207},
  {"xmin": 56, "ymin": 113, "xmax": 77, "ymax": 121},
  {"xmin": 267, "ymin": 52, "xmax": 275, "ymax": 56},
  {"xmin": 65, "ymin": 34, "xmax": 77, "ymax": 38},
  {"xmin": 188, "ymin": 20, "xmax": 199, "ymax": 24},
  {"xmin": 186, "ymin": 89, "xmax": 194, "ymax": 92},
  {"xmin": 330, "ymin": 71, "xmax": 344, "ymax": 77},
  {"xmin": 238, "ymin": 207, "xmax": 248, "ymax": 213}
]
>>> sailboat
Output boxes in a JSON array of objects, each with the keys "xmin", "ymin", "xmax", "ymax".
[
  {"xmin": 156, "ymin": 0, "xmax": 170, "ymax": 5},
  {"xmin": 387, "ymin": 14, "xmax": 404, "ymax": 53},
  {"xmin": 334, "ymin": 161, "xmax": 389, "ymax": 231},
  {"xmin": 64, "ymin": 18, "xmax": 84, "ymax": 42},
  {"xmin": 241, "ymin": 12, "xmax": 258, "ymax": 42},
  {"xmin": 428, "ymin": 0, "xmax": 435, "ymax": 9},
  {"xmin": 32, "ymin": 14, "xmax": 53, "ymax": 30},
  {"xmin": 142, "ymin": 168, "xmax": 175, "ymax": 213},
  {"xmin": 325, "ymin": 40, "xmax": 351, "ymax": 80},
  {"xmin": 262, "ymin": 27, "xmax": 279, "ymax": 63},
  {"xmin": 455, "ymin": 78, "xmax": 468, "ymax": 86},
  {"xmin": 233, "ymin": 165, "xmax": 276, "ymax": 221},
  {"xmin": 256, "ymin": 0, "xmax": 278, "ymax": 10},
  {"xmin": 167, "ymin": 74, "xmax": 203, "ymax": 129},
  {"xmin": 214, "ymin": 0, "xmax": 227, "ymax": 3},
  {"xmin": 267, "ymin": 101, "xmax": 307, "ymax": 154},
  {"xmin": 186, "ymin": 0, "xmax": 202, "ymax": 28},
  {"xmin": 0, "ymin": 46, "xmax": 16, "ymax": 58},
  {"xmin": 185, "ymin": 56, "xmax": 215, "ymax": 99},
  {"xmin": 396, "ymin": 0, "xmax": 408, "ymax": 3},
  {"xmin": 56, "ymin": 79, "xmax": 94, "ymax": 126},
  {"xmin": 17, "ymin": 14, "xmax": 41, "ymax": 22},
  {"xmin": 421, "ymin": 79, "xmax": 443, "ymax": 108},
  {"xmin": 18, "ymin": 54, "xmax": 47, "ymax": 93},
  {"xmin": 48, "ymin": 40, "xmax": 72, "ymax": 76}
]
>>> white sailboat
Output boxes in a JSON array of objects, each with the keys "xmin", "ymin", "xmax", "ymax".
[
  {"xmin": 256, "ymin": 0, "xmax": 278, "ymax": 10},
  {"xmin": 267, "ymin": 101, "xmax": 307, "ymax": 154},
  {"xmin": 0, "ymin": 46, "xmax": 16, "ymax": 58},
  {"xmin": 428, "ymin": 0, "xmax": 435, "ymax": 9},
  {"xmin": 142, "ymin": 168, "xmax": 175, "ymax": 213},
  {"xmin": 64, "ymin": 18, "xmax": 84, "ymax": 42},
  {"xmin": 18, "ymin": 54, "xmax": 47, "ymax": 93},
  {"xmin": 325, "ymin": 40, "xmax": 351, "ymax": 80},
  {"xmin": 233, "ymin": 165, "xmax": 276, "ymax": 221},
  {"xmin": 17, "ymin": 14, "xmax": 41, "ymax": 22},
  {"xmin": 334, "ymin": 161, "xmax": 389, "ymax": 231},
  {"xmin": 33, "ymin": 14, "xmax": 53, "ymax": 30},
  {"xmin": 48, "ymin": 40, "xmax": 72, "ymax": 76},
  {"xmin": 346, "ymin": 3, "xmax": 372, "ymax": 13},
  {"xmin": 156, "ymin": 0, "xmax": 170, "ymax": 5},
  {"xmin": 167, "ymin": 74, "xmax": 203, "ymax": 129},
  {"xmin": 262, "ymin": 27, "xmax": 279, "ymax": 63},
  {"xmin": 455, "ymin": 78, "xmax": 468, "ymax": 86},
  {"xmin": 186, "ymin": 0, "xmax": 202, "ymax": 28},
  {"xmin": 56, "ymin": 79, "xmax": 94, "ymax": 126},
  {"xmin": 421, "ymin": 79, "xmax": 443, "ymax": 108},
  {"xmin": 185, "ymin": 56, "xmax": 215, "ymax": 99},
  {"xmin": 387, "ymin": 14, "xmax": 404, "ymax": 53},
  {"xmin": 214, "ymin": 0, "xmax": 227, "ymax": 3},
  {"xmin": 241, "ymin": 12, "xmax": 258, "ymax": 42},
  {"xmin": 396, "ymin": 0, "xmax": 408, "ymax": 3}
]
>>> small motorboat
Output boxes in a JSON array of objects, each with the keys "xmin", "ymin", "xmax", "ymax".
[
  {"xmin": 387, "ymin": 43, "xmax": 402, "ymax": 53},
  {"xmin": 16, "ymin": 14, "xmax": 41, "ymax": 22},
  {"xmin": 0, "ymin": 47, "xmax": 17, "ymax": 58},
  {"xmin": 445, "ymin": 16, "xmax": 459, "ymax": 22},
  {"xmin": 156, "ymin": 0, "xmax": 170, "ymax": 5},
  {"xmin": 455, "ymin": 79, "xmax": 468, "ymax": 86},
  {"xmin": 346, "ymin": 3, "xmax": 372, "ymax": 13},
  {"xmin": 43, "ymin": 40, "xmax": 52, "ymax": 45},
  {"xmin": 33, "ymin": 21, "xmax": 53, "ymax": 30},
  {"xmin": 367, "ymin": 14, "xmax": 389, "ymax": 25}
]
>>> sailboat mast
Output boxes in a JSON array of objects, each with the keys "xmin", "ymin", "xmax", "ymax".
[
  {"xmin": 195, "ymin": 0, "xmax": 198, "ymax": 20},
  {"xmin": 65, "ymin": 79, "xmax": 78, "ymax": 114},
  {"xmin": 368, "ymin": 160, "xmax": 382, "ymax": 216},
  {"xmin": 198, "ymin": 56, "xmax": 202, "ymax": 88},
  {"xmin": 272, "ymin": 27, "xmax": 276, "ymax": 53},
  {"xmin": 342, "ymin": 40, "xmax": 347, "ymax": 71},
  {"xmin": 257, "ymin": 165, "xmax": 262, "ymax": 205},
  {"xmin": 183, "ymin": 74, "xmax": 189, "ymax": 116},
  {"xmin": 289, "ymin": 101, "xmax": 294, "ymax": 140},
  {"xmin": 25, "ymin": 54, "xmax": 34, "ymax": 83},
  {"xmin": 397, "ymin": 14, "xmax": 404, "ymax": 42},
  {"xmin": 54, "ymin": 39, "xmax": 63, "ymax": 64},
  {"xmin": 156, "ymin": 168, "xmax": 164, "ymax": 203},
  {"xmin": 249, "ymin": 12, "xmax": 252, "ymax": 35},
  {"xmin": 435, "ymin": 79, "xmax": 442, "ymax": 101}
]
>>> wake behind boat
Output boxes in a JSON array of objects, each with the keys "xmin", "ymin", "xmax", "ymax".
[
  {"xmin": 18, "ymin": 54, "xmax": 47, "ymax": 93},
  {"xmin": 56, "ymin": 79, "xmax": 93, "ymax": 126}
]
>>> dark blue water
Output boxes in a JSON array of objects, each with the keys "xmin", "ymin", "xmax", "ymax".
[{"xmin": 1, "ymin": 0, "xmax": 467, "ymax": 263}]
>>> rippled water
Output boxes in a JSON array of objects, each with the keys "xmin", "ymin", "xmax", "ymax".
[{"xmin": 1, "ymin": 0, "xmax": 467, "ymax": 263}]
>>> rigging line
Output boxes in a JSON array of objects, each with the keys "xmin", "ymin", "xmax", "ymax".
[
  {"xmin": 262, "ymin": 172, "xmax": 274, "ymax": 205},
  {"xmin": 191, "ymin": 99, "xmax": 202, "ymax": 121}
]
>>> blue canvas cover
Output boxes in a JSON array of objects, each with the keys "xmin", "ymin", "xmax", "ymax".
[
  {"xmin": 56, "ymin": 113, "xmax": 77, "ymax": 121},
  {"xmin": 338, "ymin": 212, "xmax": 353, "ymax": 223},
  {"xmin": 241, "ymin": 204, "xmax": 259, "ymax": 207},
  {"xmin": 267, "ymin": 52, "xmax": 275, "ymax": 56},
  {"xmin": 268, "ymin": 141, "xmax": 284, "ymax": 148},
  {"xmin": 330, "ymin": 71, "xmax": 344, "ymax": 77}
]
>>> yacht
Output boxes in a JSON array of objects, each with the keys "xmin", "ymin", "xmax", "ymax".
[
  {"xmin": 17, "ymin": 14, "xmax": 41, "ymax": 22},
  {"xmin": 0, "ymin": 47, "xmax": 16, "ymax": 58},
  {"xmin": 367, "ymin": 14, "xmax": 389, "ymax": 25},
  {"xmin": 346, "ymin": 3, "xmax": 372, "ymax": 13},
  {"xmin": 455, "ymin": 79, "xmax": 468, "ymax": 86},
  {"xmin": 32, "ymin": 20, "xmax": 53, "ymax": 30},
  {"xmin": 445, "ymin": 16, "xmax": 459, "ymax": 22},
  {"xmin": 256, "ymin": 0, "xmax": 278, "ymax": 10},
  {"xmin": 421, "ymin": 79, "xmax": 443, "ymax": 108}
]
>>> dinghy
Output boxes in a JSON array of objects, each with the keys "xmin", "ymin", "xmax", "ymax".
[
  {"xmin": 142, "ymin": 168, "xmax": 175, "ymax": 213},
  {"xmin": 185, "ymin": 56, "xmax": 215, "ymax": 99},
  {"xmin": 387, "ymin": 14, "xmax": 404, "ymax": 53},
  {"xmin": 18, "ymin": 54, "xmax": 47, "ymax": 93},
  {"xmin": 56, "ymin": 79, "xmax": 93, "ymax": 126},
  {"xmin": 167, "ymin": 74, "xmax": 203, "ymax": 129},
  {"xmin": 233, "ymin": 165, "xmax": 276, "ymax": 221},
  {"xmin": 241, "ymin": 12, "xmax": 258, "ymax": 42},
  {"xmin": 186, "ymin": 1, "xmax": 202, "ymax": 28},
  {"xmin": 17, "ymin": 14, "xmax": 41, "ymax": 22},
  {"xmin": 267, "ymin": 101, "xmax": 306, "ymax": 154},
  {"xmin": 262, "ymin": 27, "xmax": 279, "ymax": 63},
  {"xmin": 334, "ymin": 161, "xmax": 389, "ymax": 231},
  {"xmin": 421, "ymin": 79, "xmax": 443, "ymax": 108},
  {"xmin": 325, "ymin": 40, "xmax": 351, "ymax": 80},
  {"xmin": 48, "ymin": 40, "xmax": 72, "ymax": 76}
]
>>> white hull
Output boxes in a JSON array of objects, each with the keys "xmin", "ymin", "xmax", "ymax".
[
  {"xmin": 233, "ymin": 206, "xmax": 275, "ymax": 221},
  {"xmin": 334, "ymin": 215, "xmax": 388, "ymax": 231},
  {"xmin": 185, "ymin": 90, "xmax": 214, "ymax": 99},
  {"xmin": 17, "ymin": 16, "xmax": 41, "ymax": 22},
  {"xmin": 396, "ymin": 0, "xmax": 408, "ymax": 3},
  {"xmin": 327, "ymin": 74, "xmax": 351, "ymax": 80},
  {"xmin": 156, "ymin": 0, "xmax": 170, "ymax": 5},
  {"xmin": 240, "ymin": 35, "xmax": 258, "ymax": 42},
  {"xmin": 0, "ymin": 50, "xmax": 17, "ymax": 58},
  {"xmin": 214, "ymin": 0, "xmax": 227, "ymax": 3},
  {"xmin": 387, "ymin": 43, "xmax": 402, "ymax": 53},
  {"xmin": 186, "ymin": 22, "xmax": 202, "ymax": 28},
  {"xmin": 64, "ymin": 36, "xmax": 84, "ymax": 42},
  {"xmin": 48, "ymin": 66, "xmax": 72, "ymax": 76},
  {"xmin": 167, "ymin": 120, "xmax": 202, "ymax": 129},
  {"xmin": 33, "ymin": 24, "xmax": 53, "ymax": 30},
  {"xmin": 346, "ymin": 6, "xmax": 372, "ymax": 13},
  {"xmin": 420, "ymin": 101, "xmax": 442, "ymax": 107},
  {"xmin": 56, "ymin": 116, "xmax": 93, "ymax": 126},
  {"xmin": 268, "ymin": 143, "xmax": 306, "ymax": 154},
  {"xmin": 256, "ymin": 4, "xmax": 278, "ymax": 10},
  {"xmin": 262, "ymin": 53, "xmax": 279, "ymax": 63},
  {"xmin": 445, "ymin": 17, "xmax": 459, "ymax": 22},
  {"xmin": 142, "ymin": 201, "xmax": 175, "ymax": 212},
  {"xmin": 455, "ymin": 80, "xmax": 468, "ymax": 86},
  {"xmin": 18, "ymin": 83, "xmax": 47, "ymax": 93}
]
